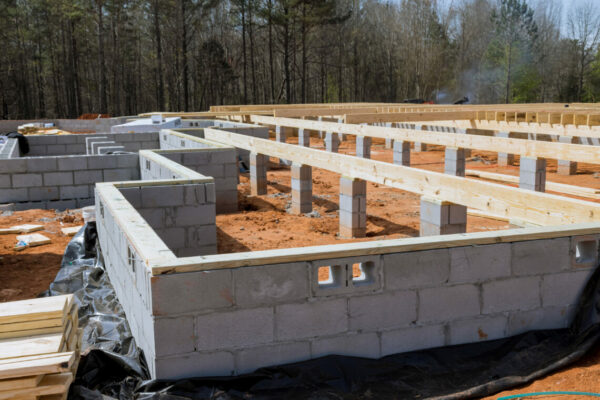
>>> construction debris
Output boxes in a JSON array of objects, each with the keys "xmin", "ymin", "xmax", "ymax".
[
  {"xmin": 60, "ymin": 226, "xmax": 83, "ymax": 237},
  {"xmin": 14, "ymin": 233, "xmax": 51, "ymax": 251},
  {"xmin": 0, "ymin": 225, "xmax": 43, "ymax": 235},
  {"xmin": 0, "ymin": 295, "xmax": 79, "ymax": 399}
]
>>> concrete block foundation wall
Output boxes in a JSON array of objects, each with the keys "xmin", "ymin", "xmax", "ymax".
[
  {"xmin": 0, "ymin": 118, "xmax": 127, "ymax": 134},
  {"xmin": 27, "ymin": 131, "xmax": 159, "ymax": 156},
  {"xmin": 0, "ymin": 153, "xmax": 139, "ymax": 209},
  {"xmin": 0, "ymin": 138, "xmax": 19, "ymax": 159}
]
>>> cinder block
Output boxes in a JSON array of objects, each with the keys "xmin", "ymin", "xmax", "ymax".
[
  {"xmin": 384, "ymin": 249, "xmax": 450, "ymax": 290},
  {"xmin": 175, "ymin": 204, "xmax": 215, "ymax": 226},
  {"xmin": 186, "ymin": 224, "xmax": 217, "ymax": 247},
  {"xmin": 47, "ymin": 199, "xmax": 77, "ymax": 210},
  {"xmin": 311, "ymin": 332, "xmax": 380, "ymax": 359},
  {"xmin": 512, "ymin": 238, "xmax": 570, "ymax": 275},
  {"xmin": 235, "ymin": 342, "xmax": 311, "ymax": 374},
  {"xmin": 449, "ymin": 244, "xmax": 512, "ymax": 283},
  {"xmin": 418, "ymin": 284, "xmax": 480, "ymax": 322},
  {"xmin": 60, "ymin": 185, "xmax": 89, "ymax": 199},
  {"xmin": 13, "ymin": 173, "xmax": 43, "ymax": 188},
  {"xmin": 276, "ymin": 298, "xmax": 347, "ymax": 341},
  {"xmin": 482, "ymin": 276, "xmax": 541, "ymax": 313},
  {"xmin": 448, "ymin": 315, "xmax": 507, "ymax": 345},
  {"xmin": 153, "ymin": 316, "xmax": 195, "ymax": 356},
  {"xmin": 46, "ymin": 144, "xmax": 67, "ymax": 155},
  {"xmin": 183, "ymin": 184, "xmax": 207, "ymax": 205},
  {"xmin": 151, "ymin": 269, "xmax": 233, "ymax": 315},
  {"xmin": 137, "ymin": 208, "xmax": 165, "ymax": 228},
  {"xmin": 58, "ymin": 156, "xmax": 88, "ymax": 171},
  {"xmin": 0, "ymin": 175, "xmax": 10, "ymax": 188},
  {"xmin": 141, "ymin": 185, "xmax": 184, "ymax": 208},
  {"xmin": 103, "ymin": 168, "xmax": 137, "ymax": 182},
  {"xmin": 507, "ymin": 306, "xmax": 574, "ymax": 335},
  {"xmin": 0, "ymin": 159, "xmax": 27, "ymax": 173},
  {"xmin": 444, "ymin": 147, "xmax": 465, "ymax": 177},
  {"xmin": 74, "ymin": 170, "xmax": 103, "ymax": 185},
  {"xmin": 325, "ymin": 132, "xmax": 340, "ymax": 153},
  {"xmin": 234, "ymin": 263, "xmax": 309, "ymax": 307},
  {"xmin": 542, "ymin": 270, "xmax": 593, "ymax": 307},
  {"xmin": 0, "ymin": 188, "xmax": 28, "ymax": 202},
  {"xmin": 154, "ymin": 352, "xmax": 234, "ymax": 379},
  {"xmin": 380, "ymin": 324, "xmax": 445, "ymax": 356},
  {"xmin": 29, "ymin": 187, "xmax": 59, "ymax": 201},
  {"xmin": 42, "ymin": 172, "xmax": 72, "ymax": 186},
  {"xmin": 393, "ymin": 140, "xmax": 410, "ymax": 166},
  {"xmin": 356, "ymin": 136, "xmax": 372, "ymax": 159},
  {"xmin": 26, "ymin": 157, "xmax": 57, "ymax": 172},
  {"xmin": 157, "ymin": 227, "xmax": 186, "ymax": 250},
  {"xmin": 117, "ymin": 154, "xmax": 140, "ymax": 168},
  {"xmin": 195, "ymin": 307, "xmax": 274, "ymax": 351},
  {"xmin": 349, "ymin": 291, "xmax": 417, "ymax": 331},
  {"xmin": 557, "ymin": 159, "xmax": 577, "ymax": 175}
]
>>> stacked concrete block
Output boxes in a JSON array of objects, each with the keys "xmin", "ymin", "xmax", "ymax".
[
  {"xmin": 291, "ymin": 163, "xmax": 312, "ymax": 214},
  {"xmin": 495, "ymin": 131, "xmax": 515, "ymax": 166},
  {"xmin": 250, "ymin": 152, "xmax": 268, "ymax": 196},
  {"xmin": 413, "ymin": 125, "xmax": 428, "ymax": 152},
  {"xmin": 120, "ymin": 183, "xmax": 217, "ymax": 257},
  {"xmin": 420, "ymin": 196, "xmax": 466, "ymax": 236},
  {"xmin": 0, "ymin": 138, "xmax": 19, "ymax": 159},
  {"xmin": 276, "ymin": 126, "xmax": 291, "ymax": 165},
  {"xmin": 298, "ymin": 128, "xmax": 310, "ymax": 147},
  {"xmin": 356, "ymin": 136, "xmax": 371, "ymax": 159},
  {"xmin": 557, "ymin": 136, "xmax": 578, "ymax": 175},
  {"xmin": 0, "ymin": 153, "xmax": 139, "ymax": 209},
  {"xmin": 393, "ymin": 140, "xmax": 411, "ymax": 166},
  {"xmin": 339, "ymin": 176, "xmax": 367, "ymax": 238},
  {"xmin": 444, "ymin": 147, "xmax": 465, "ymax": 177},
  {"xmin": 111, "ymin": 117, "xmax": 182, "ymax": 134},
  {"xmin": 519, "ymin": 156, "xmax": 546, "ymax": 192},
  {"xmin": 325, "ymin": 132, "xmax": 340, "ymax": 153},
  {"xmin": 27, "ymin": 131, "xmax": 159, "ymax": 156},
  {"xmin": 98, "ymin": 145, "xmax": 126, "ymax": 154}
]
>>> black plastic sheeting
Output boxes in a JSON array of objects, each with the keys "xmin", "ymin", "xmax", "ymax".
[{"xmin": 45, "ymin": 223, "xmax": 600, "ymax": 399}]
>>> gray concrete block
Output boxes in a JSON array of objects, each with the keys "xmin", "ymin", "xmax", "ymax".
[
  {"xmin": 151, "ymin": 269, "xmax": 233, "ymax": 315},
  {"xmin": 88, "ymin": 155, "xmax": 118, "ymax": 169},
  {"xmin": 117, "ymin": 154, "xmax": 140, "ymax": 168},
  {"xmin": 234, "ymin": 263, "xmax": 309, "ymax": 307},
  {"xmin": 195, "ymin": 307, "xmax": 274, "ymax": 351},
  {"xmin": 183, "ymin": 184, "xmax": 207, "ymax": 205},
  {"xmin": 349, "ymin": 291, "xmax": 417, "ymax": 331},
  {"xmin": 236, "ymin": 341, "xmax": 311, "ymax": 374},
  {"xmin": 380, "ymin": 324, "xmax": 445, "ymax": 356},
  {"xmin": 175, "ymin": 205, "xmax": 215, "ymax": 226},
  {"xmin": 276, "ymin": 299, "xmax": 347, "ymax": 340},
  {"xmin": 507, "ymin": 306, "xmax": 574, "ymax": 335},
  {"xmin": 13, "ymin": 173, "xmax": 44, "ymax": 188},
  {"xmin": 29, "ymin": 187, "xmax": 59, "ymax": 201},
  {"xmin": 186, "ymin": 224, "xmax": 217, "ymax": 247},
  {"xmin": 0, "ymin": 188, "xmax": 28, "ymax": 202},
  {"xmin": 74, "ymin": 170, "xmax": 103, "ymax": 185},
  {"xmin": 311, "ymin": 332, "xmax": 380, "ymax": 359},
  {"xmin": 42, "ymin": 171, "xmax": 72, "ymax": 186},
  {"xmin": 26, "ymin": 157, "xmax": 57, "ymax": 172},
  {"xmin": 103, "ymin": 168, "xmax": 137, "ymax": 182},
  {"xmin": 58, "ymin": 156, "xmax": 88, "ymax": 171},
  {"xmin": 449, "ymin": 244, "xmax": 512, "ymax": 283},
  {"xmin": 448, "ymin": 315, "xmax": 507, "ymax": 345},
  {"xmin": 0, "ymin": 158, "xmax": 27, "ymax": 173},
  {"xmin": 542, "ymin": 270, "xmax": 593, "ymax": 307},
  {"xmin": 46, "ymin": 144, "xmax": 66, "ymax": 155},
  {"xmin": 47, "ymin": 199, "xmax": 77, "ymax": 210},
  {"xmin": 0, "ymin": 175, "xmax": 10, "ymax": 188},
  {"xmin": 154, "ymin": 352, "xmax": 234, "ymax": 379},
  {"xmin": 137, "ymin": 208, "xmax": 165, "ymax": 228},
  {"xmin": 482, "ymin": 276, "xmax": 541, "ymax": 313},
  {"xmin": 384, "ymin": 249, "xmax": 450, "ymax": 290},
  {"xmin": 512, "ymin": 238, "xmax": 570, "ymax": 276},
  {"xmin": 60, "ymin": 185, "xmax": 89, "ymax": 199},
  {"xmin": 141, "ymin": 186, "xmax": 184, "ymax": 208},
  {"xmin": 157, "ymin": 227, "xmax": 186, "ymax": 250},
  {"xmin": 154, "ymin": 316, "xmax": 195, "ymax": 356},
  {"xmin": 419, "ymin": 284, "xmax": 480, "ymax": 322}
]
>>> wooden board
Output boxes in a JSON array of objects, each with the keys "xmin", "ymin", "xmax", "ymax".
[
  {"xmin": 0, "ymin": 326, "xmax": 64, "ymax": 340},
  {"xmin": 0, "ymin": 372, "xmax": 73, "ymax": 400},
  {"xmin": 60, "ymin": 226, "xmax": 83, "ymax": 237},
  {"xmin": 0, "ymin": 334, "xmax": 64, "ymax": 360},
  {"xmin": 0, "ymin": 225, "xmax": 43, "ymax": 235},
  {"xmin": 0, "ymin": 296, "xmax": 71, "ymax": 325},
  {"xmin": 0, "ymin": 375, "xmax": 42, "ymax": 391},
  {"xmin": 0, "ymin": 318, "xmax": 64, "ymax": 334},
  {"xmin": 0, "ymin": 353, "xmax": 75, "ymax": 381}
]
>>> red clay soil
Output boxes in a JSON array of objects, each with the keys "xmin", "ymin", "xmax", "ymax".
[{"xmin": 0, "ymin": 209, "xmax": 83, "ymax": 303}]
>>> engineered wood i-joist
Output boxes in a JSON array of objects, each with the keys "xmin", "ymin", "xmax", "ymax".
[
  {"xmin": 204, "ymin": 128, "xmax": 600, "ymax": 227},
  {"xmin": 248, "ymin": 115, "xmax": 600, "ymax": 165}
]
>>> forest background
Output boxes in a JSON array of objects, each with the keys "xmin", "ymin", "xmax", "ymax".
[{"xmin": 2, "ymin": 0, "xmax": 600, "ymax": 118}]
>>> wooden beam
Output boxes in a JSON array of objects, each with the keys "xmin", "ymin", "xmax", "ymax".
[
  {"xmin": 138, "ymin": 111, "xmax": 273, "ymax": 118},
  {"xmin": 274, "ymin": 107, "xmax": 379, "ymax": 118},
  {"xmin": 204, "ymin": 127, "xmax": 600, "ymax": 226},
  {"xmin": 344, "ymin": 111, "xmax": 477, "ymax": 124},
  {"xmin": 249, "ymin": 115, "xmax": 600, "ymax": 165}
]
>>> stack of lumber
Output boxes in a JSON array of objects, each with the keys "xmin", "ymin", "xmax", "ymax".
[{"xmin": 0, "ymin": 295, "xmax": 81, "ymax": 400}]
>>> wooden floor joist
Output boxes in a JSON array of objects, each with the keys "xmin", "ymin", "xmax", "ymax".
[
  {"xmin": 204, "ymin": 127, "xmax": 600, "ymax": 226},
  {"xmin": 248, "ymin": 115, "xmax": 600, "ymax": 165}
]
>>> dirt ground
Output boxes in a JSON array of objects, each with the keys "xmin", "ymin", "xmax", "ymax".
[{"xmin": 0, "ymin": 209, "xmax": 84, "ymax": 303}]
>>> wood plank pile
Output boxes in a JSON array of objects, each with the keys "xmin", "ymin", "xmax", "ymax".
[{"xmin": 0, "ymin": 295, "xmax": 80, "ymax": 400}]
